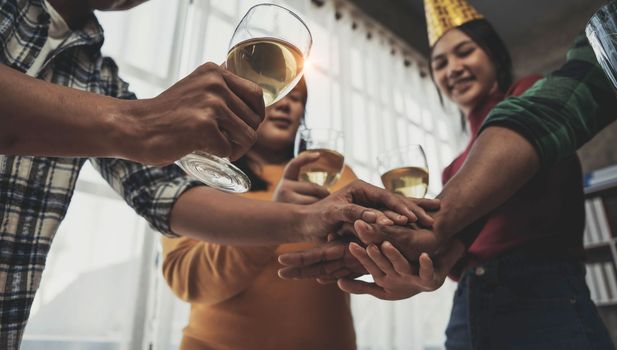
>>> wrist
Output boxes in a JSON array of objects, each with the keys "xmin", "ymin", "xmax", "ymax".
[
  {"xmin": 292, "ymin": 204, "xmax": 318, "ymax": 243},
  {"xmin": 105, "ymin": 98, "xmax": 148, "ymax": 161},
  {"xmin": 432, "ymin": 198, "xmax": 456, "ymax": 245}
]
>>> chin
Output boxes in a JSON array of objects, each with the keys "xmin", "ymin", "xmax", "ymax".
[{"xmin": 454, "ymin": 88, "xmax": 483, "ymax": 108}]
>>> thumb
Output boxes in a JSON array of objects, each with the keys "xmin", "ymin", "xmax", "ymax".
[{"xmin": 283, "ymin": 151, "xmax": 321, "ymax": 180}]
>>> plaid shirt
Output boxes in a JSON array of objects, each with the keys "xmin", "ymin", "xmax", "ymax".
[
  {"xmin": 482, "ymin": 34, "xmax": 617, "ymax": 166},
  {"xmin": 0, "ymin": 1, "xmax": 201, "ymax": 348}
]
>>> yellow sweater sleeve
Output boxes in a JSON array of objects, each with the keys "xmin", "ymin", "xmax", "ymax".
[{"xmin": 161, "ymin": 236, "xmax": 276, "ymax": 306}]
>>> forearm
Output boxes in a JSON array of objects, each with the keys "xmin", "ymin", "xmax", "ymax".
[
  {"xmin": 170, "ymin": 186, "xmax": 307, "ymax": 245},
  {"xmin": 434, "ymin": 127, "xmax": 540, "ymax": 241},
  {"xmin": 481, "ymin": 34, "xmax": 616, "ymax": 166},
  {"xmin": 0, "ymin": 64, "xmax": 134, "ymax": 157}
]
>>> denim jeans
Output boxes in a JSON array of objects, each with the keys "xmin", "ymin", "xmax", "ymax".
[{"xmin": 444, "ymin": 254, "xmax": 615, "ymax": 350}]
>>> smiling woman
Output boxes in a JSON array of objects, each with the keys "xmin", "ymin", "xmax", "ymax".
[
  {"xmin": 429, "ymin": 19, "xmax": 512, "ymax": 117},
  {"xmin": 423, "ymin": 0, "xmax": 613, "ymax": 348}
]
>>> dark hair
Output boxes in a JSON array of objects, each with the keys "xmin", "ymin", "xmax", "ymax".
[
  {"xmin": 429, "ymin": 19, "xmax": 513, "ymax": 129},
  {"xmin": 232, "ymin": 76, "xmax": 308, "ymax": 192}
]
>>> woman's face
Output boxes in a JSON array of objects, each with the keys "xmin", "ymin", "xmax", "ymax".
[
  {"xmin": 255, "ymin": 86, "xmax": 306, "ymax": 152},
  {"xmin": 431, "ymin": 29, "xmax": 499, "ymax": 113}
]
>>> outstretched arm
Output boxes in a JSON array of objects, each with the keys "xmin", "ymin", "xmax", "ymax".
[{"xmin": 1, "ymin": 62, "xmax": 264, "ymax": 165}]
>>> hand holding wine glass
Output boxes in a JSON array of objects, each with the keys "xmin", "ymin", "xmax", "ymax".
[
  {"xmin": 294, "ymin": 128, "xmax": 345, "ymax": 189},
  {"xmin": 177, "ymin": 3, "xmax": 312, "ymax": 193}
]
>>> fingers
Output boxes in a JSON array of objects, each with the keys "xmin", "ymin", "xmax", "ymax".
[
  {"xmin": 337, "ymin": 279, "xmax": 386, "ymax": 299},
  {"xmin": 214, "ymin": 104, "xmax": 258, "ymax": 160},
  {"xmin": 283, "ymin": 152, "xmax": 321, "ymax": 180},
  {"xmin": 381, "ymin": 241, "xmax": 413, "ymax": 275},
  {"xmin": 340, "ymin": 205, "xmax": 393, "ymax": 226},
  {"xmin": 218, "ymin": 81, "xmax": 263, "ymax": 130},
  {"xmin": 395, "ymin": 197, "xmax": 439, "ymax": 227},
  {"xmin": 287, "ymin": 181, "xmax": 330, "ymax": 199},
  {"xmin": 366, "ymin": 244, "xmax": 396, "ymax": 274},
  {"xmin": 352, "ymin": 220, "xmax": 384, "ymax": 245},
  {"xmin": 278, "ymin": 243, "xmax": 345, "ymax": 267},
  {"xmin": 278, "ymin": 259, "xmax": 346, "ymax": 280},
  {"xmin": 373, "ymin": 190, "xmax": 419, "ymax": 223},
  {"xmin": 220, "ymin": 68, "xmax": 265, "ymax": 124},
  {"xmin": 349, "ymin": 242, "xmax": 384, "ymax": 278},
  {"xmin": 418, "ymin": 252, "xmax": 435, "ymax": 283},
  {"xmin": 383, "ymin": 210, "xmax": 409, "ymax": 225},
  {"xmin": 413, "ymin": 198, "xmax": 441, "ymax": 211},
  {"xmin": 198, "ymin": 124, "xmax": 233, "ymax": 159}
]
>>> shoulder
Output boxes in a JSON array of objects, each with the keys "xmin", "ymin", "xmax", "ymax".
[{"xmin": 506, "ymin": 74, "xmax": 543, "ymax": 97}]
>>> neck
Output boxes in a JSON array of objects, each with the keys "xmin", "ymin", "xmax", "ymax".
[
  {"xmin": 248, "ymin": 144, "xmax": 291, "ymax": 166},
  {"xmin": 460, "ymin": 105, "xmax": 473, "ymax": 118},
  {"xmin": 47, "ymin": 0, "xmax": 92, "ymax": 29},
  {"xmin": 464, "ymin": 84, "xmax": 503, "ymax": 135}
]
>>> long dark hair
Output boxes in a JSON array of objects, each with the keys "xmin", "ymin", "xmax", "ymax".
[
  {"xmin": 232, "ymin": 77, "xmax": 308, "ymax": 192},
  {"xmin": 429, "ymin": 19, "xmax": 513, "ymax": 129}
]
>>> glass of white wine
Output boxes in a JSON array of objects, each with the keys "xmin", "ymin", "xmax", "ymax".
[
  {"xmin": 587, "ymin": 2, "xmax": 617, "ymax": 90},
  {"xmin": 294, "ymin": 128, "xmax": 345, "ymax": 189},
  {"xmin": 378, "ymin": 145, "xmax": 429, "ymax": 198},
  {"xmin": 177, "ymin": 3, "xmax": 312, "ymax": 193}
]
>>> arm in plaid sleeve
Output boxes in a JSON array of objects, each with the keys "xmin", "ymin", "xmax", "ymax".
[
  {"xmin": 90, "ymin": 157, "xmax": 202, "ymax": 236},
  {"xmin": 90, "ymin": 69, "xmax": 202, "ymax": 236},
  {"xmin": 481, "ymin": 34, "xmax": 617, "ymax": 166}
]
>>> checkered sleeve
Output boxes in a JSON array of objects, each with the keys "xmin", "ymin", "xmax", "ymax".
[
  {"xmin": 90, "ymin": 158, "xmax": 203, "ymax": 237},
  {"xmin": 90, "ymin": 59, "xmax": 203, "ymax": 237},
  {"xmin": 480, "ymin": 34, "xmax": 617, "ymax": 166}
]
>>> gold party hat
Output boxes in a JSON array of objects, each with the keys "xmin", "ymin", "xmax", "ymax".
[{"xmin": 424, "ymin": 0, "xmax": 484, "ymax": 47}]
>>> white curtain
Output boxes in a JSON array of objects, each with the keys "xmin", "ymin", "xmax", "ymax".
[{"xmin": 23, "ymin": 1, "xmax": 466, "ymax": 349}]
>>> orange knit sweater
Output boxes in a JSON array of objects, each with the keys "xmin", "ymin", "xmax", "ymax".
[{"xmin": 161, "ymin": 163, "xmax": 358, "ymax": 350}]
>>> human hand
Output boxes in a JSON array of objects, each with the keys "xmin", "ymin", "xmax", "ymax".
[
  {"xmin": 281, "ymin": 212, "xmax": 443, "ymax": 275},
  {"xmin": 348, "ymin": 219, "xmax": 443, "ymax": 262},
  {"xmin": 278, "ymin": 236, "xmax": 367, "ymax": 281},
  {"xmin": 337, "ymin": 239, "xmax": 465, "ymax": 300},
  {"xmin": 295, "ymin": 180, "xmax": 438, "ymax": 242},
  {"xmin": 124, "ymin": 62, "xmax": 265, "ymax": 165},
  {"xmin": 273, "ymin": 152, "xmax": 330, "ymax": 204}
]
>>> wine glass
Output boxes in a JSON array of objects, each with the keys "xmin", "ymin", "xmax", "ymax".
[
  {"xmin": 587, "ymin": 2, "xmax": 617, "ymax": 90},
  {"xmin": 177, "ymin": 3, "xmax": 312, "ymax": 193},
  {"xmin": 294, "ymin": 128, "xmax": 345, "ymax": 189},
  {"xmin": 377, "ymin": 145, "xmax": 429, "ymax": 198}
]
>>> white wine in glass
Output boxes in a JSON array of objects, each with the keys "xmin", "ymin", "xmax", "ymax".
[
  {"xmin": 381, "ymin": 166, "xmax": 429, "ymax": 198},
  {"xmin": 177, "ymin": 4, "xmax": 312, "ymax": 193},
  {"xmin": 227, "ymin": 3, "xmax": 312, "ymax": 106},
  {"xmin": 227, "ymin": 37, "xmax": 304, "ymax": 106},
  {"xmin": 295, "ymin": 129, "xmax": 345, "ymax": 189},
  {"xmin": 378, "ymin": 145, "xmax": 429, "ymax": 198}
]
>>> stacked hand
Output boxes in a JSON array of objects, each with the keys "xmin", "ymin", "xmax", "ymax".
[
  {"xmin": 272, "ymin": 154, "xmax": 439, "ymax": 244},
  {"xmin": 278, "ymin": 198, "xmax": 466, "ymax": 300}
]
